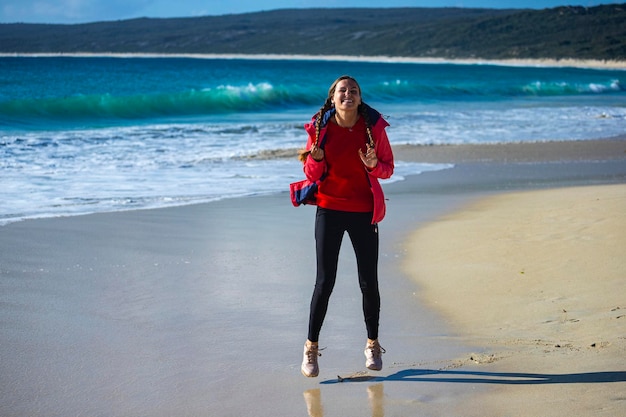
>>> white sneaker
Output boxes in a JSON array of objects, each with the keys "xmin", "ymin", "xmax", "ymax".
[
  {"xmin": 364, "ymin": 340, "xmax": 385, "ymax": 371},
  {"xmin": 301, "ymin": 342, "xmax": 321, "ymax": 377}
]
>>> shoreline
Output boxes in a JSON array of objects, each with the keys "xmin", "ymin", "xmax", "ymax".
[
  {"xmin": 2, "ymin": 137, "xmax": 624, "ymax": 228},
  {"xmin": 252, "ymin": 136, "xmax": 626, "ymax": 163},
  {"xmin": 392, "ymin": 135, "xmax": 626, "ymax": 164},
  {"xmin": 2, "ymin": 137, "xmax": 624, "ymax": 227},
  {"xmin": 1, "ymin": 52, "xmax": 625, "ymax": 70}
]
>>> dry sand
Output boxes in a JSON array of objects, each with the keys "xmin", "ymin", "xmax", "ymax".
[
  {"xmin": 403, "ymin": 183, "xmax": 626, "ymax": 416},
  {"xmin": 3, "ymin": 53, "xmax": 625, "ymax": 70}
]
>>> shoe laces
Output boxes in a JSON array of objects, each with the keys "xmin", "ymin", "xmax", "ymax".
[
  {"xmin": 305, "ymin": 345, "xmax": 323, "ymax": 363},
  {"xmin": 367, "ymin": 342, "xmax": 386, "ymax": 359}
]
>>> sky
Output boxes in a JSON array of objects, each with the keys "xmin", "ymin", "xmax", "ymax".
[{"xmin": 0, "ymin": 0, "xmax": 622, "ymax": 24}]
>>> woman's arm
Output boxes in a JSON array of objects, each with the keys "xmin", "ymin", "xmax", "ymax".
[{"xmin": 369, "ymin": 128, "xmax": 394, "ymax": 180}]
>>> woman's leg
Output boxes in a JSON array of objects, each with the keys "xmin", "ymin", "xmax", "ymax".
[
  {"xmin": 307, "ymin": 208, "xmax": 345, "ymax": 342},
  {"xmin": 347, "ymin": 213, "xmax": 380, "ymax": 341}
]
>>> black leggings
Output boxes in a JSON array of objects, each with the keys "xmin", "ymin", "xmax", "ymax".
[{"xmin": 307, "ymin": 207, "xmax": 380, "ymax": 343}]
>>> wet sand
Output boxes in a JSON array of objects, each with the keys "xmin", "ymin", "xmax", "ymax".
[{"xmin": 1, "ymin": 137, "xmax": 625, "ymax": 416}]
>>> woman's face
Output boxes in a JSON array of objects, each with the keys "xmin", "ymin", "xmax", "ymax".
[{"xmin": 331, "ymin": 79, "xmax": 362, "ymax": 111}]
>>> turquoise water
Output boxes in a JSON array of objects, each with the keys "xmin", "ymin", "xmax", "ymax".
[
  {"xmin": 1, "ymin": 56, "xmax": 624, "ymax": 224},
  {"xmin": 2, "ymin": 57, "xmax": 624, "ymax": 129}
]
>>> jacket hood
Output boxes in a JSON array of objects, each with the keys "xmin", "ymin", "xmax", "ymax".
[
  {"xmin": 307, "ymin": 102, "xmax": 386, "ymax": 134},
  {"xmin": 321, "ymin": 102, "xmax": 382, "ymax": 127}
]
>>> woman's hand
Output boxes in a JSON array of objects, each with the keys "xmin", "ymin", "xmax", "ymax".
[
  {"xmin": 358, "ymin": 144, "xmax": 378, "ymax": 169},
  {"xmin": 310, "ymin": 145, "xmax": 325, "ymax": 161}
]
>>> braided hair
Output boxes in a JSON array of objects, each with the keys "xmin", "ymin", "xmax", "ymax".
[
  {"xmin": 298, "ymin": 75, "xmax": 374, "ymax": 163},
  {"xmin": 359, "ymin": 102, "xmax": 375, "ymax": 149}
]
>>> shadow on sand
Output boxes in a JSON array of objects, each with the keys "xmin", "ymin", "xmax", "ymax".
[
  {"xmin": 303, "ymin": 370, "xmax": 626, "ymax": 416},
  {"xmin": 319, "ymin": 368, "xmax": 626, "ymax": 385}
]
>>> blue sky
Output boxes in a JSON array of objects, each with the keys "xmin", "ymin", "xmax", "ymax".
[{"xmin": 0, "ymin": 0, "xmax": 621, "ymax": 24}]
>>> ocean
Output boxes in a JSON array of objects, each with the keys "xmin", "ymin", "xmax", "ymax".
[{"xmin": 1, "ymin": 56, "xmax": 624, "ymax": 225}]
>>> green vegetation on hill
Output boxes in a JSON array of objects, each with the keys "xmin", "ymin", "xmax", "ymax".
[{"xmin": 0, "ymin": 5, "xmax": 624, "ymax": 60}]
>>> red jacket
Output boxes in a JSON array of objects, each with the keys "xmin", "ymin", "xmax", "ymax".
[{"xmin": 303, "ymin": 104, "xmax": 394, "ymax": 224}]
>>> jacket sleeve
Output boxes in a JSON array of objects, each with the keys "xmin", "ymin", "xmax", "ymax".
[
  {"xmin": 302, "ymin": 123, "xmax": 327, "ymax": 182},
  {"xmin": 368, "ymin": 127, "xmax": 394, "ymax": 180}
]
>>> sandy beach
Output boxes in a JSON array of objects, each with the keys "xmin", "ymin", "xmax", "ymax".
[
  {"xmin": 2, "ymin": 52, "xmax": 625, "ymax": 70},
  {"xmin": 1, "ymin": 137, "xmax": 625, "ymax": 416},
  {"xmin": 404, "ymin": 183, "xmax": 626, "ymax": 416}
]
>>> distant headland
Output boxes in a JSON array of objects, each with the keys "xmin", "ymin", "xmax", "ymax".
[{"xmin": 0, "ymin": 5, "xmax": 624, "ymax": 62}]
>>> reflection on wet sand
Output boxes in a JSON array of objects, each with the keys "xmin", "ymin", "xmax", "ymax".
[
  {"xmin": 303, "ymin": 389, "xmax": 323, "ymax": 417},
  {"xmin": 367, "ymin": 383, "xmax": 384, "ymax": 417},
  {"xmin": 303, "ymin": 383, "xmax": 384, "ymax": 417}
]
